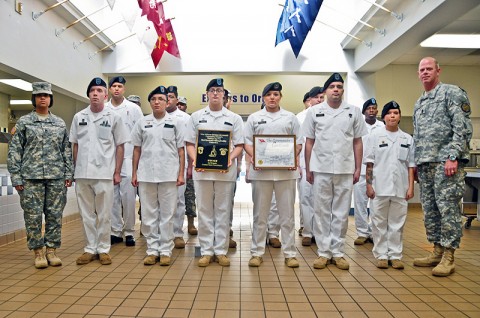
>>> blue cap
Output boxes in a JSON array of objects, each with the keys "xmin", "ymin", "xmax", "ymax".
[
  {"xmin": 362, "ymin": 98, "xmax": 377, "ymax": 114},
  {"xmin": 262, "ymin": 82, "xmax": 282, "ymax": 97},
  {"xmin": 381, "ymin": 100, "xmax": 401, "ymax": 119},
  {"xmin": 323, "ymin": 73, "xmax": 344, "ymax": 90},
  {"xmin": 86, "ymin": 77, "xmax": 107, "ymax": 96},
  {"xmin": 206, "ymin": 78, "xmax": 224, "ymax": 91},
  {"xmin": 109, "ymin": 76, "xmax": 126, "ymax": 87},
  {"xmin": 148, "ymin": 86, "xmax": 167, "ymax": 102}
]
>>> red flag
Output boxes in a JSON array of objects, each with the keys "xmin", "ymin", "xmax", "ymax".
[
  {"xmin": 138, "ymin": 0, "xmax": 165, "ymax": 25},
  {"xmin": 163, "ymin": 19, "xmax": 180, "ymax": 58},
  {"xmin": 151, "ymin": 22, "xmax": 167, "ymax": 68}
]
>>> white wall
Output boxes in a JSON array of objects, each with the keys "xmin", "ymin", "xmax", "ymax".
[{"xmin": 0, "ymin": 0, "xmax": 102, "ymax": 101}]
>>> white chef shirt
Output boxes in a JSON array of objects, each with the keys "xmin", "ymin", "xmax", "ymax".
[{"xmin": 70, "ymin": 106, "xmax": 130, "ymax": 180}]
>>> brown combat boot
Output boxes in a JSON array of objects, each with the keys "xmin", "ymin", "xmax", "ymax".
[
  {"xmin": 432, "ymin": 248, "xmax": 455, "ymax": 277},
  {"xmin": 174, "ymin": 237, "xmax": 186, "ymax": 249},
  {"xmin": 187, "ymin": 216, "xmax": 198, "ymax": 235},
  {"xmin": 33, "ymin": 248, "xmax": 48, "ymax": 269},
  {"xmin": 45, "ymin": 247, "xmax": 62, "ymax": 266},
  {"xmin": 413, "ymin": 243, "xmax": 444, "ymax": 267}
]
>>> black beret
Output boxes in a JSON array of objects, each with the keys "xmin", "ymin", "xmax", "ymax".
[
  {"xmin": 206, "ymin": 78, "xmax": 224, "ymax": 91},
  {"xmin": 262, "ymin": 82, "xmax": 282, "ymax": 97},
  {"xmin": 308, "ymin": 86, "xmax": 323, "ymax": 98},
  {"xmin": 86, "ymin": 77, "xmax": 107, "ymax": 96},
  {"xmin": 303, "ymin": 92, "xmax": 310, "ymax": 103},
  {"xmin": 381, "ymin": 100, "xmax": 401, "ymax": 119},
  {"xmin": 362, "ymin": 98, "xmax": 377, "ymax": 114},
  {"xmin": 323, "ymin": 73, "xmax": 344, "ymax": 90},
  {"xmin": 109, "ymin": 76, "xmax": 126, "ymax": 87},
  {"xmin": 148, "ymin": 86, "xmax": 167, "ymax": 102},
  {"xmin": 167, "ymin": 86, "xmax": 177, "ymax": 94}
]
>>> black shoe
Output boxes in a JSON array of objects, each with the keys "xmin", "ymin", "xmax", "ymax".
[
  {"xmin": 125, "ymin": 235, "xmax": 135, "ymax": 246},
  {"xmin": 111, "ymin": 235, "xmax": 123, "ymax": 245}
]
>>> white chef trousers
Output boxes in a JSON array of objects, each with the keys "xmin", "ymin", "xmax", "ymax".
[
  {"xmin": 139, "ymin": 182, "xmax": 177, "ymax": 257},
  {"xmin": 173, "ymin": 182, "xmax": 186, "ymax": 237},
  {"xmin": 297, "ymin": 168, "xmax": 314, "ymax": 238},
  {"xmin": 267, "ymin": 194, "xmax": 280, "ymax": 239},
  {"xmin": 312, "ymin": 173, "xmax": 353, "ymax": 258},
  {"xmin": 111, "ymin": 175, "xmax": 136, "ymax": 237},
  {"xmin": 251, "ymin": 180, "xmax": 297, "ymax": 258},
  {"xmin": 370, "ymin": 196, "xmax": 407, "ymax": 260},
  {"xmin": 353, "ymin": 175, "xmax": 372, "ymax": 238},
  {"xmin": 75, "ymin": 179, "xmax": 113, "ymax": 254},
  {"xmin": 195, "ymin": 180, "xmax": 235, "ymax": 256}
]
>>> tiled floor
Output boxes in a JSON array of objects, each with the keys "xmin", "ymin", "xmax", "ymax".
[{"xmin": 0, "ymin": 202, "xmax": 479, "ymax": 318}]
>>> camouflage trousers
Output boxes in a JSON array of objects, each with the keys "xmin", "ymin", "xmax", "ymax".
[
  {"xmin": 417, "ymin": 162, "xmax": 465, "ymax": 249},
  {"xmin": 184, "ymin": 178, "xmax": 197, "ymax": 217},
  {"xmin": 19, "ymin": 179, "xmax": 67, "ymax": 250}
]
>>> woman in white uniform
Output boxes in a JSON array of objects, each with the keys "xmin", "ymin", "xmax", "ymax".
[
  {"xmin": 185, "ymin": 78, "xmax": 244, "ymax": 267},
  {"xmin": 244, "ymin": 82, "xmax": 303, "ymax": 268},
  {"xmin": 365, "ymin": 101, "xmax": 415, "ymax": 269},
  {"xmin": 131, "ymin": 86, "xmax": 185, "ymax": 266}
]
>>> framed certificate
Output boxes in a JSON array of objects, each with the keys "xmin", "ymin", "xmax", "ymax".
[
  {"xmin": 253, "ymin": 135, "xmax": 296, "ymax": 169},
  {"xmin": 195, "ymin": 129, "xmax": 231, "ymax": 171}
]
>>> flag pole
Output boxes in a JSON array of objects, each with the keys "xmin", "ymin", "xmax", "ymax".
[
  {"xmin": 322, "ymin": 3, "xmax": 385, "ymax": 36},
  {"xmin": 89, "ymin": 33, "xmax": 136, "ymax": 59},
  {"xmin": 360, "ymin": 0, "xmax": 404, "ymax": 21},
  {"xmin": 32, "ymin": 0, "xmax": 70, "ymax": 21},
  {"xmin": 74, "ymin": 20, "xmax": 124, "ymax": 49},
  {"xmin": 56, "ymin": 5, "xmax": 109, "ymax": 36}
]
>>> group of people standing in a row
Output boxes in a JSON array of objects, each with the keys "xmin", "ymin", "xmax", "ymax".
[{"xmin": 7, "ymin": 56, "xmax": 472, "ymax": 278}]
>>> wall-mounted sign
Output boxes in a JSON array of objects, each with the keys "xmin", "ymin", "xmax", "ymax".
[{"xmin": 201, "ymin": 92, "xmax": 263, "ymax": 105}]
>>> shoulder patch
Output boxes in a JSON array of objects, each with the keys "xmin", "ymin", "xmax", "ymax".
[{"xmin": 461, "ymin": 103, "xmax": 471, "ymax": 113}]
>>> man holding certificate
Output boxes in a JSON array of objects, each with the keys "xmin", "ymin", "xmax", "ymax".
[
  {"xmin": 185, "ymin": 78, "xmax": 244, "ymax": 267},
  {"xmin": 303, "ymin": 73, "xmax": 367, "ymax": 270},
  {"xmin": 244, "ymin": 82, "xmax": 303, "ymax": 268}
]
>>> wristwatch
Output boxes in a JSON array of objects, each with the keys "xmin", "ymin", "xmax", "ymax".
[{"xmin": 448, "ymin": 154, "xmax": 457, "ymax": 161}]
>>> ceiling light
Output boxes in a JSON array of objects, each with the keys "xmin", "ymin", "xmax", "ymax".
[
  {"xmin": 420, "ymin": 34, "xmax": 480, "ymax": 49},
  {"xmin": 0, "ymin": 79, "xmax": 32, "ymax": 91},
  {"xmin": 10, "ymin": 100, "xmax": 32, "ymax": 105}
]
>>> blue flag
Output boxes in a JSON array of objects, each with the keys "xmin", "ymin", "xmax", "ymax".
[{"xmin": 275, "ymin": 0, "xmax": 323, "ymax": 57}]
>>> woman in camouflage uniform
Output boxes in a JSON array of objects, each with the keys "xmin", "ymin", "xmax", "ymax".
[{"xmin": 7, "ymin": 82, "xmax": 74, "ymax": 269}]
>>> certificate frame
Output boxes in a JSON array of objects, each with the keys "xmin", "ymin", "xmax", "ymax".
[
  {"xmin": 253, "ymin": 134, "xmax": 296, "ymax": 169},
  {"xmin": 195, "ymin": 129, "xmax": 231, "ymax": 171}
]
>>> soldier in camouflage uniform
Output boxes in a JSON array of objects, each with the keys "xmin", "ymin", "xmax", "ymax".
[
  {"xmin": 7, "ymin": 82, "xmax": 74, "ymax": 269},
  {"xmin": 178, "ymin": 96, "xmax": 198, "ymax": 235},
  {"xmin": 413, "ymin": 57, "xmax": 472, "ymax": 277}
]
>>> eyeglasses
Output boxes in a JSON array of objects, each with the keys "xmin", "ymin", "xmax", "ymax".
[{"xmin": 208, "ymin": 88, "xmax": 224, "ymax": 94}]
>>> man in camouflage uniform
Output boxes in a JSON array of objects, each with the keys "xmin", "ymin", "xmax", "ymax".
[
  {"xmin": 178, "ymin": 96, "xmax": 198, "ymax": 235},
  {"xmin": 413, "ymin": 57, "xmax": 472, "ymax": 277},
  {"xmin": 7, "ymin": 82, "xmax": 74, "ymax": 269}
]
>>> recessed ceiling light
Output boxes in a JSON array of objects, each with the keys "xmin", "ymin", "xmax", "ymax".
[
  {"xmin": 10, "ymin": 100, "xmax": 32, "ymax": 105},
  {"xmin": 420, "ymin": 34, "xmax": 480, "ymax": 49},
  {"xmin": 0, "ymin": 79, "xmax": 32, "ymax": 91}
]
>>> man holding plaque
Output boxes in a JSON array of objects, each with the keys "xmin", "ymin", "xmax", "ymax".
[
  {"xmin": 185, "ymin": 78, "xmax": 244, "ymax": 267},
  {"xmin": 244, "ymin": 82, "xmax": 303, "ymax": 268},
  {"xmin": 303, "ymin": 73, "xmax": 367, "ymax": 270}
]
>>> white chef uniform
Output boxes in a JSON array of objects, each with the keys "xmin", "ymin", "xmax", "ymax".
[
  {"xmin": 70, "ymin": 106, "xmax": 129, "ymax": 254},
  {"xmin": 303, "ymin": 101, "xmax": 367, "ymax": 259}
]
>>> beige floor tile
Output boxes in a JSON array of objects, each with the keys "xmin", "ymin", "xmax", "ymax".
[{"xmin": 0, "ymin": 205, "xmax": 477, "ymax": 318}]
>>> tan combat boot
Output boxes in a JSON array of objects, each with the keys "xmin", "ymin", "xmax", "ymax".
[
  {"xmin": 413, "ymin": 243, "xmax": 444, "ymax": 267},
  {"xmin": 432, "ymin": 248, "xmax": 455, "ymax": 277},
  {"xmin": 33, "ymin": 248, "xmax": 48, "ymax": 269},
  {"xmin": 187, "ymin": 216, "xmax": 198, "ymax": 235},
  {"xmin": 45, "ymin": 247, "xmax": 62, "ymax": 266}
]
